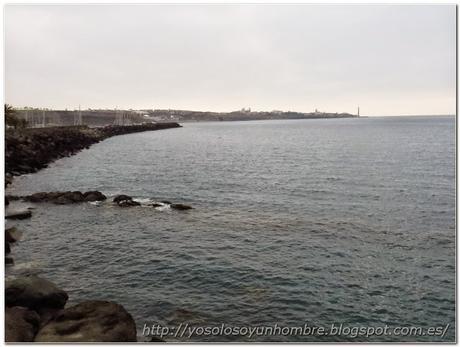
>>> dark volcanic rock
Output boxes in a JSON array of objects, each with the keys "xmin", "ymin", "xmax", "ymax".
[
  {"xmin": 83, "ymin": 191, "xmax": 107, "ymax": 202},
  {"xmin": 170, "ymin": 203, "xmax": 193, "ymax": 210},
  {"xmin": 27, "ymin": 192, "xmax": 50, "ymax": 202},
  {"xmin": 51, "ymin": 191, "xmax": 84, "ymax": 204},
  {"xmin": 161, "ymin": 201, "xmax": 172, "ymax": 205},
  {"xmin": 5, "ymin": 196, "xmax": 9, "ymax": 206},
  {"xmin": 35, "ymin": 301, "xmax": 137, "ymax": 342},
  {"xmin": 6, "ymin": 276, "xmax": 69, "ymax": 311},
  {"xmin": 113, "ymin": 194, "xmax": 140, "ymax": 207},
  {"xmin": 6, "ymin": 241, "xmax": 11, "ymax": 254},
  {"xmin": 24, "ymin": 191, "xmax": 106, "ymax": 204},
  {"xmin": 113, "ymin": 194, "xmax": 133, "ymax": 203},
  {"xmin": 6, "ymin": 209, "xmax": 32, "ymax": 220},
  {"xmin": 53, "ymin": 195, "xmax": 73, "ymax": 204},
  {"xmin": 5, "ymin": 306, "xmax": 41, "ymax": 342},
  {"xmin": 64, "ymin": 191, "xmax": 85, "ymax": 202},
  {"xmin": 5, "ymin": 123, "xmax": 181, "ymax": 179}
]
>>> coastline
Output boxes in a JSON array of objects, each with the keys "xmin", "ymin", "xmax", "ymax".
[
  {"xmin": 5, "ymin": 123, "xmax": 181, "ymax": 342},
  {"xmin": 5, "ymin": 122, "xmax": 181, "ymax": 183}
]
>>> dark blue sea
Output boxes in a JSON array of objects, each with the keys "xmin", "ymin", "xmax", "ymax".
[{"xmin": 6, "ymin": 116, "xmax": 456, "ymax": 342}]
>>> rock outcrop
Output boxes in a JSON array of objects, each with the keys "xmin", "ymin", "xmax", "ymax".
[
  {"xmin": 5, "ymin": 307, "xmax": 41, "ymax": 342},
  {"xmin": 35, "ymin": 301, "xmax": 137, "ymax": 342},
  {"xmin": 5, "ymin": 276, "xmax": 137, "ymax": 342},
  {"xmin": 5, "ymin": 276, "xmax": 69, "ymax": 311}
]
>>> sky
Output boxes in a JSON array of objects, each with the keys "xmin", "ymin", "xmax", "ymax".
[{"xmin": 4, "ymin": 4, "xmax": 456, "ymax": 116}]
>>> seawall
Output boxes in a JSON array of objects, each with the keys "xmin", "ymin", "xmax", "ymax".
[{"xmin": 5, "ymin": 123, "xmax": 181, "ymax": 180}]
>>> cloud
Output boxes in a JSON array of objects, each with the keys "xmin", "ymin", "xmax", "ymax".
[{"xmin": 5, "ymin": 4, "xmax": 456, "ymax": 115}]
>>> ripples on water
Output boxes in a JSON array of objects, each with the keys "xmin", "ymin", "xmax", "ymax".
[{"xmin": 6, "ymin": 117, "xmax": 455, "ymax": 341}]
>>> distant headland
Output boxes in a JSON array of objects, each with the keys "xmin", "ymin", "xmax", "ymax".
[{"xmin": 14, "ymin": 107, "xmax": 359, "ymax": 127}]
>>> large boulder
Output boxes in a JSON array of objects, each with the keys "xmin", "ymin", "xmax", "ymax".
[
  {"xmin": 6, "ymin": 276, "xmax": 69, "ymax": 311},
  {"xmin": 83, "ymin": 191, "xmax": 107, "ymax": 202},
  {"xmin": 5, "ymin": 306, "xmax": 41, "ymax": 342},
  {"xmin": 35, "ymin": 301, "xmax": 137, "ymax": 342}
]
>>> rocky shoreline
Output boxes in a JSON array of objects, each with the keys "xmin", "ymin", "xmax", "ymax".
[
  {"xmin": 5, "ymin": 124, "xmax": 182, "ymax": 342},
  {"xmin": 5, "ymin": 123, "xmax": 181, "ymax": 182},
  {"xmin": 5, "ymin": 276, "xmax": 138, "ymax": 342}
]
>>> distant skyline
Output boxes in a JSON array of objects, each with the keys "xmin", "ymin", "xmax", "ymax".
[{"xmin": 5, "ymin": 4, "xmax": 456, "ymax": 116}]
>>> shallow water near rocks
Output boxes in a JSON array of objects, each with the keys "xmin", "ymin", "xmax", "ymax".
[{"xmin": 6, "ymin": 117, "xmax": 455, "ymax": 342}]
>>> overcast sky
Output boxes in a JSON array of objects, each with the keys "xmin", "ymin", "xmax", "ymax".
[{"xmin": 5, "ymin": 4, "xmax": 456, "ymax": 116}]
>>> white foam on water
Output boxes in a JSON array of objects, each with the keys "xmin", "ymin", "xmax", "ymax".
[{"xmin": 133, "ymin": 198, "xmax": 153, "ymax": 204}]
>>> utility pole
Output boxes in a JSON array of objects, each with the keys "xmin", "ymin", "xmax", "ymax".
[
  {"xmin": 357, "ymin": 106, "xmax": 360, "ymax": 117},
  {"xmin": 42, "ymin": 109, "xmax": 46, "ymax": 127}
]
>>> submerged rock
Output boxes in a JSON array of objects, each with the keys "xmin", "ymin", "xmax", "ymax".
[
  {"xmin": 170, "ymin": 203, "xmax": 193, "ymax": 210},
  {"xmin": 6, "ymin": 209, "xmax": 32, "ymax": 220},
  {"xmin": 35, "ymin": 301, "xmax": 137, "ymax": 342},
  {"xmin": 5, "ymin": 306, "xmax": 41, "ymax": 342},
  {"xmin": 6, "ymin": 276, "xmax": 69, "ymax": 311}
]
